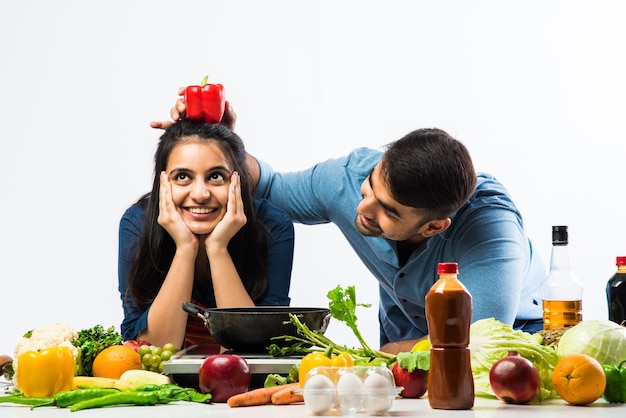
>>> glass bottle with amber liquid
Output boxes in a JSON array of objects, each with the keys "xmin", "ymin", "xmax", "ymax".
[
  {"xmin": 541, "ymin": 225, "xmax": 583, "ymax": 329},
  {"xmin": 425, "ymin": 262, "xmax": 474, "ymax": 410},
  {"xmin": 606, "ymin": 256, "xmax": 626, "ymax": 325}
]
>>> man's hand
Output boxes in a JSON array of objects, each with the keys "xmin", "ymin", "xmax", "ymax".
[
  {"xmin": 380, "ymin": 339, "xmax": 422, "ymax": 355},
  {"xmin": 150, "ymin": 87, "xmax": 237, "ymax": 131}
]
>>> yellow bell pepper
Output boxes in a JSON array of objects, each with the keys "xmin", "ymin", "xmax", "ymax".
[
  {"xmin": 15, "ymin": 346, "xmax": 75, "ymax": 397},
  {"xmin": 299, "ymin": 349, "xmax": 355, "ymax": 387},
  {"xmin": 331, "ymin": 351, "xmax": 354, "ymax": 368}
]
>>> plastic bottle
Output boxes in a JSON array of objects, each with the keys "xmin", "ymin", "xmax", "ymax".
[
  {"xmin": 425, "ymin": 262, "xmax": 474, "ymax": 410},
  {"xmin": 540, "ymin": 225, "xmax": 583, "ymax": 329},
  {"xmin": 607, "ymin": 256, "xmax": 626, "ymax": 325}
]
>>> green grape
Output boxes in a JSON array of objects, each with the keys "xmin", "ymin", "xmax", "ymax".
[
  {"xmin": 142, "ymin": 353, "xmax": 152, "ymax": 367},
  {"xmin": 162, "ymin": 343, "xmax": 176, "ymax": 353},
  {"xmin": 137, "ymin": 342, "xmax": 178, "ymax": 375},
  {"xmin": 160, "ymin": 350, "xmax": 173, "ymax": 362},
  {"xmin": 149, "ymin": 354, "xmax": 161, "ymax": 368},
  {"xmin": 138, "ymin": 345, "xmax": 152, "ymax": 357}
]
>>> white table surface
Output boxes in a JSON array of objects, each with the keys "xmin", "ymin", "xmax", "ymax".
[{"xmin": 1, "ymin": 395, "xmax": 625, "ymax": 418}]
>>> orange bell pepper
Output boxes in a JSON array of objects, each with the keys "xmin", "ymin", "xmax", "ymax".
[{"xmin": 15, "ymin": 346, "xmax": 74, "ymax": 397}]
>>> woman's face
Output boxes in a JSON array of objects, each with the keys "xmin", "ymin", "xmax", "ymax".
[{"xmin": 165, "ymin": 140, "xmax": 232, "ymax": 235}]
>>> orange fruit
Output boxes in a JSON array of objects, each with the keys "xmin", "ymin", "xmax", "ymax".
[
  {"xmin": 552, "ymin": 353, "xmax": 606, "ymax": 405},
  {"xmin": 92, "ymin": 345, "xmax": 143, "ymax": 379}
]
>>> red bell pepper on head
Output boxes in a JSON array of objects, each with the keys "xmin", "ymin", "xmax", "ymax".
[{"xmin": 184, "ymin": 76, "xmax": 225, "ymax": 123}]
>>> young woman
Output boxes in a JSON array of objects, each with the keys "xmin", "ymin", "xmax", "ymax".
[{"xmin": 118, "ymin": 119, "xmax": 294, "ymax": 349}]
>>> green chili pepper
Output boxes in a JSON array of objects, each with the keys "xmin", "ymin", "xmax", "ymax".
[
  {"xmin": 51, "ymin": 388, "xmax": 121, "ymax": 408},
  {"xmin": 69, "ymin": 391, "xmax": 161, "ymax": 412},
  {"xmin": 187, "ymin": 391, "xmax": 212, "ymax": 403},
  {"xmin": 67, "ymin": 386, "xmax": 210, "ymax": 412},
  {"xmin": 0, "ymin": 395, "xmax": 53, "ymax": 406},
  {"xmin": 132, "ymin": 384, "xmax": 161, "ymax": 392},
  {"xmin": 603, "ymin": 359, "xmax": 626, "ymax": 403}
]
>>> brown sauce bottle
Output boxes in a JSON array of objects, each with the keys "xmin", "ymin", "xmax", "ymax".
[{"xmin": 425, "ymin": 262, "xmax": 474, "ymax": 410}]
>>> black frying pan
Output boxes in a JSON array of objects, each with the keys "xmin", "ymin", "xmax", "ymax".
[{"xmin": 182, "ymin": 302, "xmax": 331, "ymax": 353}]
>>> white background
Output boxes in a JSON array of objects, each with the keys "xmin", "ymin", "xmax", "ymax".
[{"xmin": 2, "ymin": 1, "xmax": 625, "ymax": 357}]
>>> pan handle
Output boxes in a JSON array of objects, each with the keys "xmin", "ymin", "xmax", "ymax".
[
  {"xmin": 182, "ymin": 301, "xmax": 206, "ymax": 317},
  {"xmin": 320, "ymin": 313, "xmax": 332, "ymax": 333},
  {"xmin": 181, "ymin": 302, "xmax": 213, "ymax": 332}
]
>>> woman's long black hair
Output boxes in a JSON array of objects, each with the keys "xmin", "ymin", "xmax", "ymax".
[{"xmin": 126, "ymin": 119, "xmax": 269, "ymax": 310}]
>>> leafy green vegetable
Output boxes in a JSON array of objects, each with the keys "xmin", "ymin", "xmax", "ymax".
[
  {"xmin": 557, "ymin": 319, "xmax": 626, "ymax": 365},
  {"xmin": 327, "ymin": 285, "xmax": 376, "ymax": 358},
  {"xmin": 396, "ymin": 351, "xmax": 430, "ymax": 372},
  {"xmin": 264, "ymin": 373, "xmax": 291, "ymax": 387},
  {"xmin": 469, "ymin": 318, "xmax": 559, "ymax": 401},
  {"xmin": 72, "ymin": 325, "xmax": 123, "ymax": 376},
  {"xmin": 268, "ymin": 285, "xmax": 394, "ymax": 364},
  {"xmin": 263, "ymin": 363, "xmax": 299, "ymax": 387}
]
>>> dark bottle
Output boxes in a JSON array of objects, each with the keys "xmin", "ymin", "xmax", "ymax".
[
  {"xmin": 425, "ymin": 262, "xmax": 474, "ymax": 410},
  {"xmin": 607, "ymin": 256, "xmax": 626, "ymax": 325}
]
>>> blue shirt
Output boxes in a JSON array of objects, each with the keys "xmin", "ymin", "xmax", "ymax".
[
  {"xmin": 255, "ymin": 147, "xmax": 545, "ymax": 345},
  {"xmin": 117, "ymin": 198, "xmax": 295, "ymax": 341}
]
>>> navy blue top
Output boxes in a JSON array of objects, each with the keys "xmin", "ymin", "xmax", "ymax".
[{"xmin": 117, "ymin": 198, "xmax": 295, "ymax": 341}]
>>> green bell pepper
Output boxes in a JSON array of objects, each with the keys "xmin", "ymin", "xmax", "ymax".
[{"xmin": 603, "ymin": 359, "xmax": 626, "ymax": 403}]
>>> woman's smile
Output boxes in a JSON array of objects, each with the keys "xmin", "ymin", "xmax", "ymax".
[
  {"xmin": 186, "ymin": 206, "xmax": 218, "ymax": 215},
  {"xmin": 183, "ymin": 205, "xmax": 224, "ymax": 232}
]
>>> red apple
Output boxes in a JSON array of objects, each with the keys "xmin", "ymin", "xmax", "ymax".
[
  {"xmin": 123, "ymin": 340, "xmax": 151, "ymax": 352},
  {"xmin": 199, "ymin": 354, "xmax": 251, "ymax": 402},
  {"xmin": 489, "ymin": 351, "xmax": 540, "ymax": 404},
  {"xmin": 391, "ymin": 361, "xmax": 428, "ymax": 398}
]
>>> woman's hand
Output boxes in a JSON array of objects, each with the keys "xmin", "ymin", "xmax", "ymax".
[
  {"xmin": 157, "ymin": 172, "xmax": 199, "ymax": 252},
  {"xmin": 150, "ymin": 87, "xmax": 237, "ymax": 131},
  {"xmin": 204, "ymin": 172, "xmax": 247, "ymax": 253},
  {"xmin": 203, "ymin": 171, "xmax": 254, "ymax": 308}
]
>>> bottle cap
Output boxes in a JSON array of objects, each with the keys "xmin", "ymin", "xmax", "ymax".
[
  {"xmin": 617, "ymin": 257, "xmax": 626, "ymax": 266},
  {"xmin": 551, "ymin": 225, "xmax": 568, "ymax": 245},
  {"xmin": 438, "ymin": 262, "xmax": 458, "ymax": 274}
]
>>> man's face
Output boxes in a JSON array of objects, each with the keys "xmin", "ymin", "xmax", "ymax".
[{"xmin": 355, "ymin": 162, "xmax": 431, "ymax": 243}]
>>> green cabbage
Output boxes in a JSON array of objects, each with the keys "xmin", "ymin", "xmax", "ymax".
[
  {"xmin": 556, "ymin": 319, "xmax": 626, "ymax": 365},
  {"xmin": 469, "ymin": 318, "xmax": 559, "ymax": 401}
]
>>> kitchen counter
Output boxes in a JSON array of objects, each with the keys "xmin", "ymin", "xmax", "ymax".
[{"xmin": 1, "ymin": 396, "xmax": 625, "ymax": 417}]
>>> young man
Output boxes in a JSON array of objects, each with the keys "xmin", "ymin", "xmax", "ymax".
[{"xmin": 154, "ymin": 100, "xmax": 545, "ymax": 355}]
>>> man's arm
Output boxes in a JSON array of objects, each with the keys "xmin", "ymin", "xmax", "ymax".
[
  {"xmin": 380, "ymin": 338, "xmax": 425, "ymax": 355},
  {"xmin": 246, "ymin": 153, "xmax": 261, "ymax": 189}
]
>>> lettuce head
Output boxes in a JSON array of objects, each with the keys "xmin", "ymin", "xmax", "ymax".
[
  {"xmin": 469, "ymin": 318, "xmax": 559, "ymax": 401},
  {"xmin": 556, "ymin": 319, "xmax": 626, "ymax": 365}
]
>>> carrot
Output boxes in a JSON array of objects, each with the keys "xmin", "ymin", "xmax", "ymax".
[
  {"xmin": 270, "ymin": 383, "xmax": 305, "ymax": 405},
  {"xmin": 227, "ymin": 382, "xmax": 300, "ymax": 407}
]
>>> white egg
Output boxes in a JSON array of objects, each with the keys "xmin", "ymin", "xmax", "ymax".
[
  {"xmin": 303, "ymin": 374, "xmax": 335, "ymax": 415},
  {"xmin": 336, "ymin": 372, "xmax": 363, "ymax": 414},
  {"xmin": 362, "ymin": 373, "xmax": 394, "ymax": 415}
]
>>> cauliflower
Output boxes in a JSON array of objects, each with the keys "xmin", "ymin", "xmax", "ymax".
[{"xmin": 13, "ymin": 322, "xmax": 79, "ymax": 378}]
